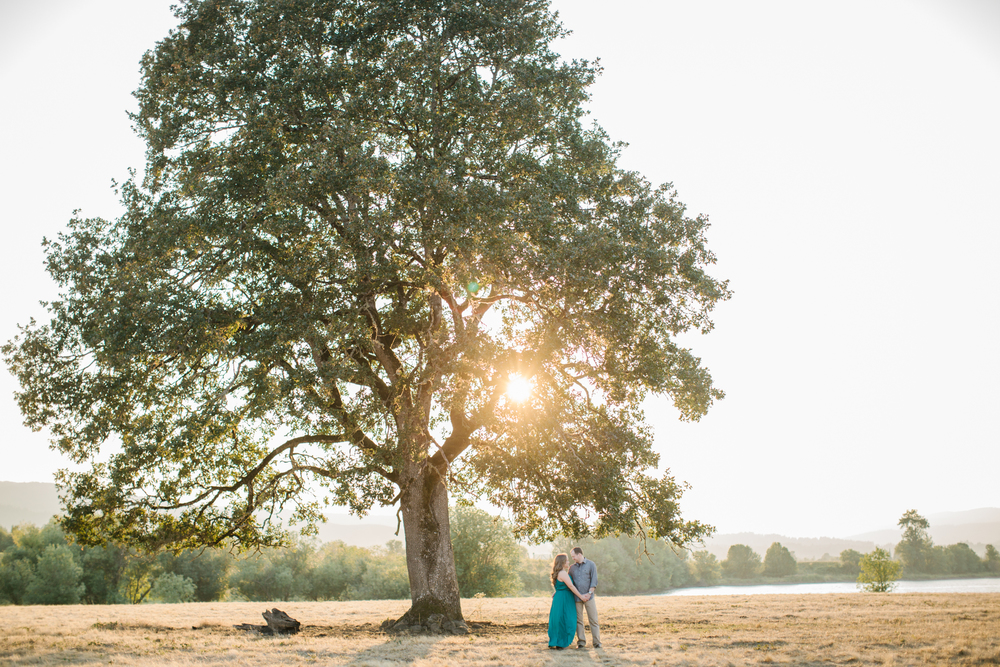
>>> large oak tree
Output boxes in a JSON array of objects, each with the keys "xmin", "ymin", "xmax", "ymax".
[{"xmin": 4, "ymin": 0, "xmax": 729, "ymax": 624}]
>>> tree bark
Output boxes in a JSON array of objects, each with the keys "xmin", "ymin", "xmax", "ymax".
[{"xmin": 396, "ymin": 462, "xmax": 463, "ymax": 624}]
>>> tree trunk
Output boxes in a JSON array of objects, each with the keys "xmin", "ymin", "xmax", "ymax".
[{"xmin": 396, "ymin": 462, "xmax": 463, "ymax": 625}]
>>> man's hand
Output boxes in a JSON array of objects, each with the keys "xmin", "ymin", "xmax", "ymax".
[{"xmin": 583, "ymin": 593, "xmax": 592, "ymax": 601}]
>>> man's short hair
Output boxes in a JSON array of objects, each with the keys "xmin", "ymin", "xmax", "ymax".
[{"xmin": 571, "ymin": 547, "xmax": 584, "ymax": 556}]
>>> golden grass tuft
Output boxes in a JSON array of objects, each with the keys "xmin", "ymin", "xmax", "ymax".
[{"xmin": 0, "ymin": 593, "xmax": 997, "ymax": 665}]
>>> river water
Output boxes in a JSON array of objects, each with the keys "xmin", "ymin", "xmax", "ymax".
[{"xmin": 661, "ymin": 577, "xmax": 1000, "ymax": 596}]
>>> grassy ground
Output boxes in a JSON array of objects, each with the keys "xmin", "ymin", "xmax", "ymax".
[{"xmin": 2, "ymin": 592, "xmax": 998, "ymax": 666}]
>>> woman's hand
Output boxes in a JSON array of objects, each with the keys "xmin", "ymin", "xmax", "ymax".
[{"xmin": 559, "ymin": 570, "xmax": 586, "ymax": 600}]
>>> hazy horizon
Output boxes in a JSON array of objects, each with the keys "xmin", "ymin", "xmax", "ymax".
[{"xmin": 2, "ymin": 479, "xmax": 997, "ymax": 551}]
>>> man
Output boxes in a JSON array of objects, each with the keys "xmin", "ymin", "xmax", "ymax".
[{"xmin": 569, "ymin": 546, "xmax": 601, "ymax": 648}]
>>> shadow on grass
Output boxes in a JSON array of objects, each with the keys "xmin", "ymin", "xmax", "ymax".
[
  {"xmin": 540, "ymin": 645, "xmax": 626, "ymax": 666},
  {"xmin": 345, "ymin": 633, "xmax": 448, "ymax": 666}
]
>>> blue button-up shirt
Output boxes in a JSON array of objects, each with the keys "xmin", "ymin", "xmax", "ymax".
[{"xmin": 569, "ymin": 558, "xmax": 598, "ymax": 595}]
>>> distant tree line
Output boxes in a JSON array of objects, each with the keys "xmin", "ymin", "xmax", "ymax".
[
  {"xmin": 552, "ymin": 535, "xmax": 694, "ymax": 594},
  {"xmin": 0, "ymin": 519, "xmax": 416, "ymax": 606},
  {"xmin": 5, "ymin": 507, "xmax": 996, "ymax": 605},
  {"xmin": 0, "ymin": 505, "xmax": 695, "ymax": 605},
  {"xmin": 679, "ymin": 541, "xmax": 799, "ymax": 585},
  {"xmin": 688, "ymin": 510, "xmax": 1000, "ymax": 588},
  {"xmin": 892, "ymin": 510, "xmax": 1000, "ymax": 577}
]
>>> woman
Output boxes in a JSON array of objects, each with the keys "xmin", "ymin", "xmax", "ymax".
[{"xmin": 548, "ymin": 552, "xmax": 588, "ymax": 649}]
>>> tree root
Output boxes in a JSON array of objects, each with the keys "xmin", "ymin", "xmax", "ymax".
[{"xmin": 380, "ymin": 612, "xmax": 469, "ymax": 635}]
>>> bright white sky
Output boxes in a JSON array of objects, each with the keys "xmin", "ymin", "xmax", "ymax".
[{"xmin": 1, "ymin": 0, "xmax": 998, "ymax": 539}]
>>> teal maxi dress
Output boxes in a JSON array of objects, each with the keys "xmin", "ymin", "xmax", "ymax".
[{"xmin": 548, "ymin": 580, "xmax": 577, "ymax": 648}]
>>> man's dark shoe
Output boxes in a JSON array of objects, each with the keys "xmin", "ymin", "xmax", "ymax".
[{"xmin": 594, "ymin": 644, "xmax": 602, "ymax": 648}]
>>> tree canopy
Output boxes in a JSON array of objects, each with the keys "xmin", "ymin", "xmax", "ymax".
[
  {"xmin": 985, "ymin": 545, "xmax": 1000, "ymax": 574},
  {"xmin": 763, "ymin": 542, "xmax": 796, "ymax": 577},
  {"xmin": 857, "ymin": 547, "xmax": 901, "ymax": 593},
  {"xmin": 4, "ymin": 0, "xmax": 728, "ymax": 622},
  {"xmin": 895, "ymin": 509, "xmax": 932, "ymax": 574},
  {"xmin": 722, "ymin": 544, "xmax": 761, "ymax": 579},
  {"xmin": 450, "ymin": 504, "xmax": 522, "ymax": 597}
]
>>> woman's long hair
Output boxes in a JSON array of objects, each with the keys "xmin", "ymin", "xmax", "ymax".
[{"xmin": 551, "ymin": 553, "xmax": 569, "ymax": 586}]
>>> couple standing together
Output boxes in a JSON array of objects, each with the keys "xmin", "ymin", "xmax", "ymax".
[{"xmin": 548, "ymin": 547, "xmax": 601, "ymax": 650}]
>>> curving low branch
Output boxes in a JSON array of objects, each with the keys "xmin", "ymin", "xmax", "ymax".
[{"xmin": 152, "ymin": 433, "xmax": 351, "ymax": 510}]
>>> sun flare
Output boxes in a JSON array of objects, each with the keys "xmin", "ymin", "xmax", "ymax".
[{"xmin": 505, "ymin": 374, "xmax": 532, "ymax": 403}]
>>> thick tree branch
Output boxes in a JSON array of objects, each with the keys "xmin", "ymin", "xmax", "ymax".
[
  {"xmin": 428, "ymin": 381, "xmax": 505, "ymax": 471},
  {"xmin": 362, "ymin": 295, "xmax": 405, "ymax": 385},
  {"xmin": 275, "ymin": 358, "xmax": 392, "ymax": 466},
  {"xmin": 153, "ymin": 433, "xmax": 349, "ymax": 510}
]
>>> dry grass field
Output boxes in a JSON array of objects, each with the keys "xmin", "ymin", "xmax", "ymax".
[{"xmin": 2, "ymin": 593, "xmax": 998, "ymax": 666}]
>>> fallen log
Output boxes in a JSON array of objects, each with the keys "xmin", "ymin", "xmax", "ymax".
[{"xmin": 234, "ymin": 608, "xmax": 301, "ymax": 635}]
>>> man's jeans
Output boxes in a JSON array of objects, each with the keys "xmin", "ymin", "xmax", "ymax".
[{"xmin": 575, "ymin": 596, "xmax": 600, "ymax": 646}]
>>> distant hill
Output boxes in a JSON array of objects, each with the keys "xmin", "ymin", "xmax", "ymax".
[
  {"xmin": 698, "ymin": 508, "xmax": 1000, "ymax": 561},
  {"xmin": 0, "ymin": 481, "xmax": 62, "ymax": 529},
  {"xmin": 848, "ymin": 508, "xmax": 1000, "ymax": 549},
  {"xmin": 0, "ymin": 480, "xmax": 403, "ymax": 546},
  {"xmin": 312, "ymin": 514, "xmax": 402, "ymax": 548},
  {"xmin": 927, "ymin": 508, "xmax": 1000, "ymax": 525}
]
